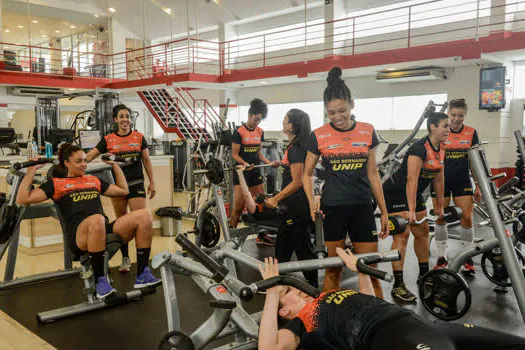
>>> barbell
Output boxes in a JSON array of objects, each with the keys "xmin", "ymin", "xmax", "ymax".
[
  {"xmin": 388, "ymin": 206, "xmax": 463, "ymax": 235},
  {"xmin": 194, "ymin": 158, "xmax": 275, "ymax": 185}
]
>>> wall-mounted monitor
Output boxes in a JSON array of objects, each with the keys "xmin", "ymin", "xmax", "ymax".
[{"xmin": 480, "ymin": 66, "xmax": 506, "ymax": 111}]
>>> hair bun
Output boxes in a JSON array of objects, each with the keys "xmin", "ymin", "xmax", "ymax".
[{"xmin": 327, "ymin": 67, "xmax": 343, "ymax": 85}]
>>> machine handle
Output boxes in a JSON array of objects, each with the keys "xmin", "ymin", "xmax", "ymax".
[
  {"xmin": 239, "ymin": 275, "xmax": 319, "ymax": 302},
  {"xmin": 12, "ymin": 158, "xmax": 58, "ymax": 170},
  {"xmin": 175, "ymin": 233, "xmax": 229, "ymax": 283}
]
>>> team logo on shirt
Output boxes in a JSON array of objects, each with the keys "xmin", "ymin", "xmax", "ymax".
[
  {"xmin": 359, "ymin": 130, "xmax": 370, "ymax": 135},
  {"xmin": 129, "ymin": 143, "xmax": 139, "ymax": 147},
  {"xmin": 460, "ymin": 140, "xmax": 469, "ymax": 144},
  {"xmin": 317, "ymin": 133, "xmax": 331, "ymax": 139},
  {"xmin": 352, "ymin": 142, "xmax": 368, "ymax": 147},
  {"xmin": 327, "ymin": 144, "xmax": 342, "ymax": 150},
  {"xmin": 64, "ymin": 184, "xmax": 73, "ymax": 189}
]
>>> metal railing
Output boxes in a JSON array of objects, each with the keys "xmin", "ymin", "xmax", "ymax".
[{"xmin": 0, "ymin": 0, "xmax": 524, "ymax": 81}]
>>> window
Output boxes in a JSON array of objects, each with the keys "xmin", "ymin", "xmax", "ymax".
[
  {"xmin": 234, "ymin": 102, "xmax": 324, "ymax": 132},
  {"xmin": 514, "ymin": 63, "xmax": 525, "ymax": 99},
  {"xmin": 353, "ymin": 93, "xmax": 448, "ymax": 130}
]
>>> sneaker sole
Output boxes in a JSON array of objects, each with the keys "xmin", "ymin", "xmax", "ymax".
[
  {"xmin": 97, "ymin": 289, "xmax": 116, "ymax": 300},
  {"xmin": 134, "ymin": 280, "xmax": 162, "ymax": 289},
  {"xmin": 391, "ymin": 293, "xmax": 417, "ymax": 302}
]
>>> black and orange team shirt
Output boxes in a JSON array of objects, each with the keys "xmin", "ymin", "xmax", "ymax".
[
  {"xmin": 39, "ymin": 175, "xmax": 110, "ymax": 226},
  {"xmin": 307, "ymin": 121, "xmax": 379, "ymax": 206},
  {"xmin": 281, "ymin": 143, "xmax": 306, "ymax": 192},
  {"xmin": 95, "ymin": 131, "xmax": 148, "ymax": 182},
  {"xmin": 444, "ymin": 125, "xmax": 479, "ymax": 181},
  {"xmin": 387, "ymin": 136, "xmax": 445, "ymax": 194},
  {"xmin": 232, "ymin": 124, "xmax": 264, "ymax": 166},
  {"xmin": 282, "ymin": 289, "xmax": 412, "ymax": 349}
]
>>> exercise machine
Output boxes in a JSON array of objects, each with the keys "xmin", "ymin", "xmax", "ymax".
[{"xmin": 153, "ymin": 231, "xmax": 400, "ymax": 350}]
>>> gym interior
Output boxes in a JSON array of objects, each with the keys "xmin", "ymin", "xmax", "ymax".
[{"xmin": 1, "ymin": 0, "xmax": 525, "ymax": 349}]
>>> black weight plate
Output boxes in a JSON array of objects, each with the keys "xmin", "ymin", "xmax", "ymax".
[
  {"xmin": 481, "ymin": 247, "xmax": 525, "ymax": 287},
  {"xmin": 418, "ymin": 268, "xmax": 472, "ymax": 321},
  {"xmin": 200, "ymin": 211, "xmax": 221, "ymax": 248},
  {"xmin": 158, "ymin": 331, "xmax": 195, "ymax": 350}
]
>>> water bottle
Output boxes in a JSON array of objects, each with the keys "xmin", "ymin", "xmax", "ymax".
[
  {"xmin": 32, "ymin": 139, "xmax": 39, "ymax": 158},
  {"xmin": 45, "ymin": 142, "xmax": 53, "ymax": 158},
  {"xmin": 26, "ymin": 139, "xmax": 33, "ymax": 160}
]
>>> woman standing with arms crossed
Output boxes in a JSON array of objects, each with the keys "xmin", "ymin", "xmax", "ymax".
[
  {"xmin": 303, "ymin": 67, "xmax": 389, "ymax": 297},
  {"xmin": 87, "ymin": 104, "xmax": 156, "ymax": 273}
]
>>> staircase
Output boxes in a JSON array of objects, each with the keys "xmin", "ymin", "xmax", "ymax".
[{"xmin": 138, "ymin": 87, "xmax": 224, "ymax": 142}]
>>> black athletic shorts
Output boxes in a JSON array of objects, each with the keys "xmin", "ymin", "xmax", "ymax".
[
  {"xmin": 233, "ymin": 168, "xmax": 263, "ymax": 187},
  {"xmin": 431, "ymin": 177, "xmax": 473, "ymax": 198},
  {"xmin": 384, "ymin": 186, "xmax": 427, "ymax": 213},
  {"xmin": 127, "ymin": 181, "xmax": 146, "ymax": 199},
  {"xmin": 321, "ymin": 203, "xmax": 378, "ymax": 242},
  {"xmin": 67, "ymin": 215, "xmax": 115, "ymax": 257}
]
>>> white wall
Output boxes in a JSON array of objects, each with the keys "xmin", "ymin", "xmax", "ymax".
[{"xmin": 237, "ymin": 64, "xmax": 520, "ymax": 169}]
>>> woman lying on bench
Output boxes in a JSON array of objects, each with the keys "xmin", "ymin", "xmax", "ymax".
[
  {"xmin": 258, "ymin": 250, "xmax": 525, "ymax": 350},
  {"xmin": 16, "ymin": 143, "xmax": 161, "ymax": 299}
]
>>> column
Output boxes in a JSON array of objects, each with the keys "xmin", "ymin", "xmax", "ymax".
[
  {"xmin": 219, "ymin": 22, "xmax": 237, "ymax": 74},
  {"xmin": 324, "ymin": 0, "xmax": 347, "ymax": 57},
  {"xmin": 489, "ymin": 0, "xmax": 506, "ymax": 34}
]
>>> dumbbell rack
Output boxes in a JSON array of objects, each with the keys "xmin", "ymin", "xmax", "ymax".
[{"xmin": 469, "ymin": 145, "xmax": 525, "ymax": 323}]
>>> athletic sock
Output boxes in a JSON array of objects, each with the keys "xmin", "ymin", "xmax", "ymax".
[
  {"xmin": 120, "ymin": 243, "xmax": 129, "ymax": 258},
  {"xmin": 90, "ymin": 251, "xmax": 105, "ymax": 279},
  {"xmin": 393, "ymin": 270, "xmax": 404, "ymax": 287},
  {"xmin": 137, "ymin": 248, "xmax": 151, "ymax": 274}
]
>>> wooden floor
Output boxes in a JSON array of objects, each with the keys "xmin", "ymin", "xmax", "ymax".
[{"xmin": 0, "ymin": 218, "xmax": 195, "ymax": 349}]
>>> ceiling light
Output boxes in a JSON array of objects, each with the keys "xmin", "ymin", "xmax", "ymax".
[
  {"xmin": 94, "ymin": 14, "xmax": 99, "ymax": 18},
  {"xmin": 164, "ymin": 7, "xmax": 172, "ymax": 15},
  {"xmin": 260, "ymin": 81, "xmax": 268, "ymax": 84},
  {"xmin": 69, "ymin": 25, "xmax": 76, "ymax": 29},
  {"xmin": 32, "ymin": 20, "xmax": 38, "ymax": 23},
  {"xmin": 90, "ymin": 35, "xmax": 96, "ymax": 38},
  {"xmin": 70, "ymin": 88, "xmax": 76, "ymax": 91},
  {"xmin": 16, "ymin": 25, "xmax": 24, "ymax": 29},
  {"xmin": 41, "ymin": 34, "xmax": 47, "ymax": 37},
  {"xmin": 55, "ymin": 30, "xmax": 60, "ymax": 33},
  {"xmin": 386, "ymin": 68, "xmax": 396, "ymax": 71},
  {"xmin": 4, "ymin": 29, "xmax": 9, "ymax": 33},
  {"xmin": 108, "ymin": 7, "xmax": 116, "ymax": 13}
]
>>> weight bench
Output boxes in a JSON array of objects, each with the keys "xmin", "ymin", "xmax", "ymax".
[{"xmin": 240, "ymin": 212, "xmax": 279, "ymax": 233}]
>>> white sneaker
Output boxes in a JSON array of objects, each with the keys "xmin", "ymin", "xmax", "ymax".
[{"xmin": 118, "ymin": 257, "xmax": 131, "ymax": 273}]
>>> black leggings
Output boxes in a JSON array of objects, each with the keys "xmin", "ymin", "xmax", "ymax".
[
  {"xmin": 369, "ymin": 315, "xmax": 525, "ymax": 350},
  {"xmin": 275, "ymin": 218, "xmax": 318, "ymax": 288}
]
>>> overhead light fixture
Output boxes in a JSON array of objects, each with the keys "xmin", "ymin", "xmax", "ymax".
[
  {"xmin": 4, "ymin": 29, "xmax": 10, "ymax": 33},
  {"xmin": 164, "ymin": 7, "xmax": 172, "ymax": 15},
  {"xmin": 376, "ymin": 67, "xmax": 446, "ymax": 83},
  {"xmin": 260, "ymin": 81, "xmax": 268, "ymax": 84},
  {"xmin": 32, "ymin": 20, "xmax": 38, "ymax": 23},
  {"xmin": 94, "ymin": 14, "xmax": 99, "ymax": 18},
  {"xmin": 55, "ymin": 30, "xmax": 60, "ymax": 33},
  {"xmin": 16, "ymin": 25, "xmax": 24, "ymax": 29},
  {"xmin": 108, "ymin": 7, "xmax": 116, "ymax": 13},
  {"xmin": 386, "ymin": 68, "xmax": 396, "ymax": 71},
  {"xmin": 69, "ymin": 25, "xmax": 76, "ymax": 29},
  {"xmin": 70, "ymin": 88, "xmax": 76, "ymax": 91},
  {"xmin": 41, "ymin": 34, "xmax": 47, "ymax": 37}
]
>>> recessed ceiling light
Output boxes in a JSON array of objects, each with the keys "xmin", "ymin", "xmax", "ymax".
[
  {"xmin": 4, "ymin": 29, "xmax": 10, "ymax": 33},
  {"xmin": 386, "ymin": 68, "xmax": 396, "ymax": 71},
  {"xmin": 32, "ymin": 20, "xmax": 38, "ymax": 23},
  {"xmin": 41, "ymin": 34, "xmax": 47, "ymax": 37},
  {"xmin": 55, "ymin": 30, "xmax": 60, "ymax": 33},
  {"xmin": 108, "ymin": 7, "xmax": 116, "ymax": 13},
  {"xmin": 16, "ymin": 25, "xmax": 24, "ymax": 29},
  {"xmin": 260, "ymin": 81, "xmax": 268, "ymax": 84},
  {"xmin": 70, "ymin": 88, "xmax": 76, "ymax": 91},
  {"xmin": 94, "ymin": 14, "xmax": 99, "ymax": 18},
  {"xmin": 69, "ymin": 25, "xmax": 76, "ymax": 29},
  {"xmin": 164, "ymin": 8, "xmax": 172, "ymax": 15}
]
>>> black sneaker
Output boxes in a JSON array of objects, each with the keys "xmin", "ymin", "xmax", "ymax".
[{"xmin": 391, "ymin": 283, "xmax": 417, "ymax": 302}]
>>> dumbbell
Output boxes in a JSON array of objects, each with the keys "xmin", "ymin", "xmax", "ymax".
[{"xmin": 388, "ymin": 206, "xmax": 463, "ymax": 235}]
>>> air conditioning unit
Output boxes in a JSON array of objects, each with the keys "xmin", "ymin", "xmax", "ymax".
[
  {"xmin": 9, "ymin": 86, "xmax": 64, "ymax": 97},
  {"xmin": 376, "ymin": 67, "xmax": 446, "ymax": 83}
]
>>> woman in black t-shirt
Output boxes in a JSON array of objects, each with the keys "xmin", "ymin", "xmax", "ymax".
[
  {"xmin": 303, "ymin": 67, "xmax": 389, "ymax": 297},
  {"xmin": 257, "ymin": 252, "xmax": 525, "ymax": 350},
  {"xmin": 237, "ymin": 109, "xmax": 317, "ymax": 287},
  {"xmin": 86, "ymin": 104, "xmax": 156, "ymax": 273},
  {"xmin": 16, "ymin": 143, "xmax": 160, "ymax": 300}
]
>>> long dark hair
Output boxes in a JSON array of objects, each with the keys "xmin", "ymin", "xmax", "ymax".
[
  {"xmin": 54, "ymin": 142, "xmax": 82, "ymax": 178},
  {"xmin": 286, "ymin": 108, "xmax": 311, "ymax": 149},
  {"xmin": 323, "ymin": 67, "xmax": 352, "ymax": 106},
  {"xmin": 112, "ymin": 104, "xmax": 132, "ymax": 132},
  {"xmin": 427, "ymin": 112, "xmax": 449, "ymax": 134}
]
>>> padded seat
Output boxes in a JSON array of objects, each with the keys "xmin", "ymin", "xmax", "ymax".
[
  {"xmin": 240, "ymin": 213, "xmax": 280, "ymax": 230},
  {"xmin": 70, "ymin": 233, "xmax": 123, "ymax": 262}
]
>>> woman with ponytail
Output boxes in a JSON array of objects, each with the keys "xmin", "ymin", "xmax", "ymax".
[
  {"xmin": 16, "ymin": 143, "xmax": 161, "ymax": 300},
  {"xmin": 237, "ymin": 108, "xmax": 318, "ymax": 287},
  {"xmin": 303, "ymin": 67, "xmax": 389, "ymax": 297},
  {"xmin": 87, "ymin": 104, "xmax": 155, "ymax": 273}
]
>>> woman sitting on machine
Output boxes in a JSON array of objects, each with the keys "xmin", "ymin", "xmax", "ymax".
[
  {"xmin": 236, "ymin": 108, "xmax": 318, "ymax": 286},
  {"xmin": 16, "ymin": 143, "xmax": 161, "ymax": 300},
  {"xmin": 257, "ymin": 251, "xmax": 525, "ymax": 350}
]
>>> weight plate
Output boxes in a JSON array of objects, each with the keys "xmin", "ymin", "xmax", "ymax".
[
  {"xmin": 158, "ymin": 331, "xmax": 194, "ymax": 350},
  {"xmin": 200, "ymin": 211, "xmax": 221, "ymax": 248},
  {"xmin": 481, "ymin": 247, "xmax": 525, "ymax": 287},
  {"xmin": 418, "ymin": 268, "xmax": 472, "ymax": 321}
]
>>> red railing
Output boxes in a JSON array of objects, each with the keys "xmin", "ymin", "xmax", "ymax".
[{"xmin": 0, "ymin": 0, "xmax": 524, "ymax": 81}]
